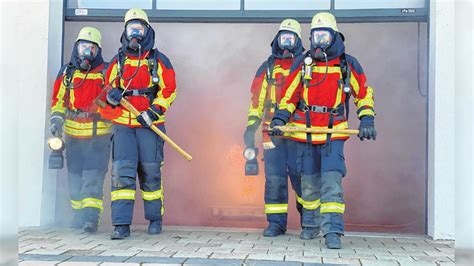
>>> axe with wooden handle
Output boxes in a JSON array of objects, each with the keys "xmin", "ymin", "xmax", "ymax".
[
  {"xmin": 267, "ymin": 126, "xmax": 359, "ymax": 135},
  {"xmin": 119, "ymin": 98, "xmax": 193, "ymax": 161}
]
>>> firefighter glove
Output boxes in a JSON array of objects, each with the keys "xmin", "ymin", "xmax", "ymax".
[
  {"xmin": 137, "ymin": 106, "xmax": 162, "ymax": 128},
  {"xmin": 107, "ymin": 88, "xmax": 123, "ymax": 106},
  {"xmin": 50, "ymin": 116, "xmax": 64, "ymax": 137},
  {"xmin": 269, "ymin": 118, "xmax": 286, "ymax": 136},
  {"xmin": 243, "ymin": 126, "xmax": 257, "ymax": 147},
  {"xmin": 358, "ymin": 115, "xmax": 377, "ymax": 141}
]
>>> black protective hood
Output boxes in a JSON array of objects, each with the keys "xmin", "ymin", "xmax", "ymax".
[
  {"xmin": 312, "ymin": 31, "xmax": 345, "ymax": 61},
  {"xmin": 270, "ymin": 33, "xmax": 305, "ymax": 59},
  {"xmin": 120, "ymin": 25, "xmax": 155, "ymax": 55},
  {"xmin": 70, "ymin": 41, "xmax": 104, "ymax": 70}
]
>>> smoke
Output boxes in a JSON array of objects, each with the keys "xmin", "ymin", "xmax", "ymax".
[{"xmin": 57, "ymin": 21, "xmax": 428, "ymax": 234}]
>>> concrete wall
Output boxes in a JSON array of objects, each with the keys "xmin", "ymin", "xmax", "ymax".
[
  {"xmin": 427, "ymin": 0, "xmax": 455, "ymax": 240},
  {"xmin": 454, "ymin": 0, "xmax": 474, "ymax": 252},
  {"xmin": 15, "ymin": 0, "xmax": 63, "ymax": 227}
]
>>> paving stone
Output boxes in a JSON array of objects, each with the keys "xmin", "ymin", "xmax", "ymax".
[
  {"xmin": 304, "ymin": 251, "xmax": 339, "ymax": 258},
  {"xmin": 389, "ymin": 250, "xmax": 426, "ymax": 256},
  {"xmin": 127, "ymin": 244, "xmax": 167, "ymax": 252},
  {"xmin": 125, "ymin": 256, "xmax": 186, "ymax": 264},
  {"xmin": 285, "ymin": 255, "xmax": 322, "ymax": 263},
  {"xmin": 93, "ymin": 245, "xmax": 132, "ymax": 251},
  {"xmin": 67, "ymin": 256, "xmax": 130, "ymax": 263},
  {"xmin": 322, "ymin": 258, "xmax": 361, "ymax": 265},
  {"xmin": 399, "ymin": 262, "xmax": 437, "ymax": 266},
  {"xmin": 62, "ymin": 250, "xmax": 105, "ymax": 256},
  {"xmin": 173, "ymin": 251, "xmax": 212, "ymax": 258},
  {"xmin": 394, "ymin": 237, "xmax": 429, "ymax": 244},
  {"xmin": 411, "ymin": 255, "xmax": 452, "ymax": 263},
  {"xmin": 401, "ymin": 246, "xmax": 439, "ymax": 252},
  {"xmin": 245, "ymin": 260, "xmax": 302, "ymax": 266},
  {"xmin": 339, "ymin": 254, "xmax": 376, "ymax": 260},
  {"xmin": 19, "ymin": 261, "xmax": 61, "ymax": 265},
  {"xmin": 375, "ymin": 254, "xmax": 415, "ymax": 262},
  {"xmin": 198, "ymin": 247, "xmax": 234, "ymax": 253},
  {"xmin": 321, "ymin": 248, "xmax": 356, "ymax": 254},
  {"xmin": 101, "ymin": 263, "xmax": 139, "ymax": 266},
  {"xmin": 353, "ymin": 248, "xmax": 390, "ymax": 255},
  {"xmin": 359, "ymin": 259, "xmax": 398, "ymax": 266},
  {"xmin": 269, "ymin": 249, "xmax": 303, "ymax": 256},
  {"xmin": 233, "ymin": 247, "xmax": 268, "ymax": 254},
  {"xmin": 247, "ymin": 253, "xmax": 285, "ymax": 261},
  {"xmin": 98, "ymin": 249, "xmax": 139, "ymax": 257},
  {"xmin": 19, "ymin": 254, "xmax": 72, "ymax": 262},
  {"xmin": 434, "ymin": 247, "xmax": 454, "ymax": 254},
  {"xmin": 59, "ymin": 244, "xmax": 99, "ymax": 250},
  {"xmin": 184, "ymin": 258, "xmax": 242, "ymax": 265},
  {"xmin": 210, "ymin": 252, "xmax": 248, "ymax": 260},
  {"xmin": 25, "ymin": 248, "xmax": 68, "ymax": 255},
  {"xmin": 135, "ymin": 250, "xmax": 177, "ymax": 257},
  {"xmin": 59, "ymin": 262, "xmax": 100, "ymax": 266}
]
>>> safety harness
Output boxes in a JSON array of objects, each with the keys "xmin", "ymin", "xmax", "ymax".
[
  {"xmin": 115, "ymin": 48, "xmax": 161, "ymax": 104},
  {"xmin": 299, "ymin": 53, "xmax": 352, "ymax": 153},
  {"xmin": 62, "ymin": 62, "xmax": 109, "ymax": 136}
]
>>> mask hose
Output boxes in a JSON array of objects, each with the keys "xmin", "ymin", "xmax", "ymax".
[{"xmin": 307, "ymin": 51, "xmax": 329, "ymax": 87}]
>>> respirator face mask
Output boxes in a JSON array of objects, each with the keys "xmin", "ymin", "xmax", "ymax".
[{"xmin": 77, "ymin": 41, "xmax": 98, "ymax": 69}]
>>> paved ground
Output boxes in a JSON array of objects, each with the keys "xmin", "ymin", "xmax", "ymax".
[{"xmin": 19, "ymin": 226, "xmax": 455, "ymax": 265}]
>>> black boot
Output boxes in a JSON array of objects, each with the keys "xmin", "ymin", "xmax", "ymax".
[
  {"xmin": 300, "ymin": 227, "xmax": 319, "ymax": 240},
  {"xmin": 148, "ymin": 220, "xmax": 162, "ymax": 235},
  {"xmin": 263, "ymin": 223, "xmax": 286, "ymax": 237},
  {"xmin": 83, "ymin": 221, "xmax": 98, "ymax": 233},
  {"xmin": 110, "ymin": 225, "xmax": 130, "ymax": 240},
  {"xmin": 325, "ymin": 233, "xmax": 342, "ymax": 249}
]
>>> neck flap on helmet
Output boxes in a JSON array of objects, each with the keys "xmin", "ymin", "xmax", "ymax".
[
  {"xmin": 70, "ymin": 41, "xmax": 104, "ymax": 70},
  {"xmin": 311, "ymin": 31, "xmax": 345, "ymax": 61},
  {"xmin": 120, "ymin": 24, "xmax": 155, "ymax": 55},
  {"xmin": 270, "ymin": 33, "xmax": 304, "ymax": 59}
]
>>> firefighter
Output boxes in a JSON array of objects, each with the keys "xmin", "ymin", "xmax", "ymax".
[
  {"xmin": 270, "ymin": 12, "xmax": 376, "ymax": 248},
  {"xmin": 104, "ymin": 8, "xmax": 177, "ymax": 239},
  {"xmin": 244, "ymin": 19, "xmax": 307, "ymax": 237},
  {"xmin": 50, "ymin": 27, "xmax": 112, "ymax": 233}
]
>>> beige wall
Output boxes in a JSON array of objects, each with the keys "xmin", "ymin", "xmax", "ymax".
[{"xmin": 60, "ymin": 21, "xmax": 429, "ymax": 234}]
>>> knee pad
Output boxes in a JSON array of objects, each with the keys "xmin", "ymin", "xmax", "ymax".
[
  {"xmin": 112, "ymin": 160, "xmax": 137, "ymax": 178},
  {"xmin": 321, "ymin": 171, "xmax": 344, "ymax": 202}
]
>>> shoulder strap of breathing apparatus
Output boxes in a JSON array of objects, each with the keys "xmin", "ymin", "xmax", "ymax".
[{"xmin": 116, "ymin": 48, "xmax": 160, "ymax": 86}]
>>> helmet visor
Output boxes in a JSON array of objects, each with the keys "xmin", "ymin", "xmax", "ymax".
[
  {"xmin": 77, "ymin": 41, "xmax": 98, "ymax": 58},
  {"xmin": 126, "ymin": 20, "xmax": 148, "ymax": 40},
  {"xmin": 311, "ymin": 30, "xmax": 333, "ymax": 49},
  {"xmin": 278, "ymin": 31, "xmax": 297, "ymax": 50}
]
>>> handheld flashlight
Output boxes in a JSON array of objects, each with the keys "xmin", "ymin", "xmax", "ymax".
[
  {"xmin": 243, "ymin": 147, "xmax": 259, "ymax": 176},
  {"xmin": 47, "ymin": 136, "xmax": 65, "ymax": 169}
]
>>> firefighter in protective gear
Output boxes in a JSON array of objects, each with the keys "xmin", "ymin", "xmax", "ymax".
[
  {"xmin": 244, "ymin": 19, "xmax": 307, "ymax": 237},
  {"xmin": 103, "ymin": 8, "xmax": 177, "ymax": 240},
  {"xmin": 50, "ymin": 26, "xmax": 112, "ymax": 233},
  {"xmin": 270, "ymin": 12, "xmax": 376, "ymax": 248}
]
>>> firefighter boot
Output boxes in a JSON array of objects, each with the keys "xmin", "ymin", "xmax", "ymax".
[
  {"xmin": 148, "ymin": 220, "xmax": 162, "ymax": 235},
  {"xmin": 263, "ymin": 223, "xmax": 286, "ymax": 237},
  {"xmin": 110, "ymin": 225, "xmax": 130, "ymax": 240},
  {"xmin": 325, "ymin": 233, "xmax": 342, "ymax": 249},
  {"xmin": 83, "ymin": 221, "xmax": 98, "ymax": 233},
  {"xmin": 300, "ymin": 227, "xmax": 319, "ymax": 240}
]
